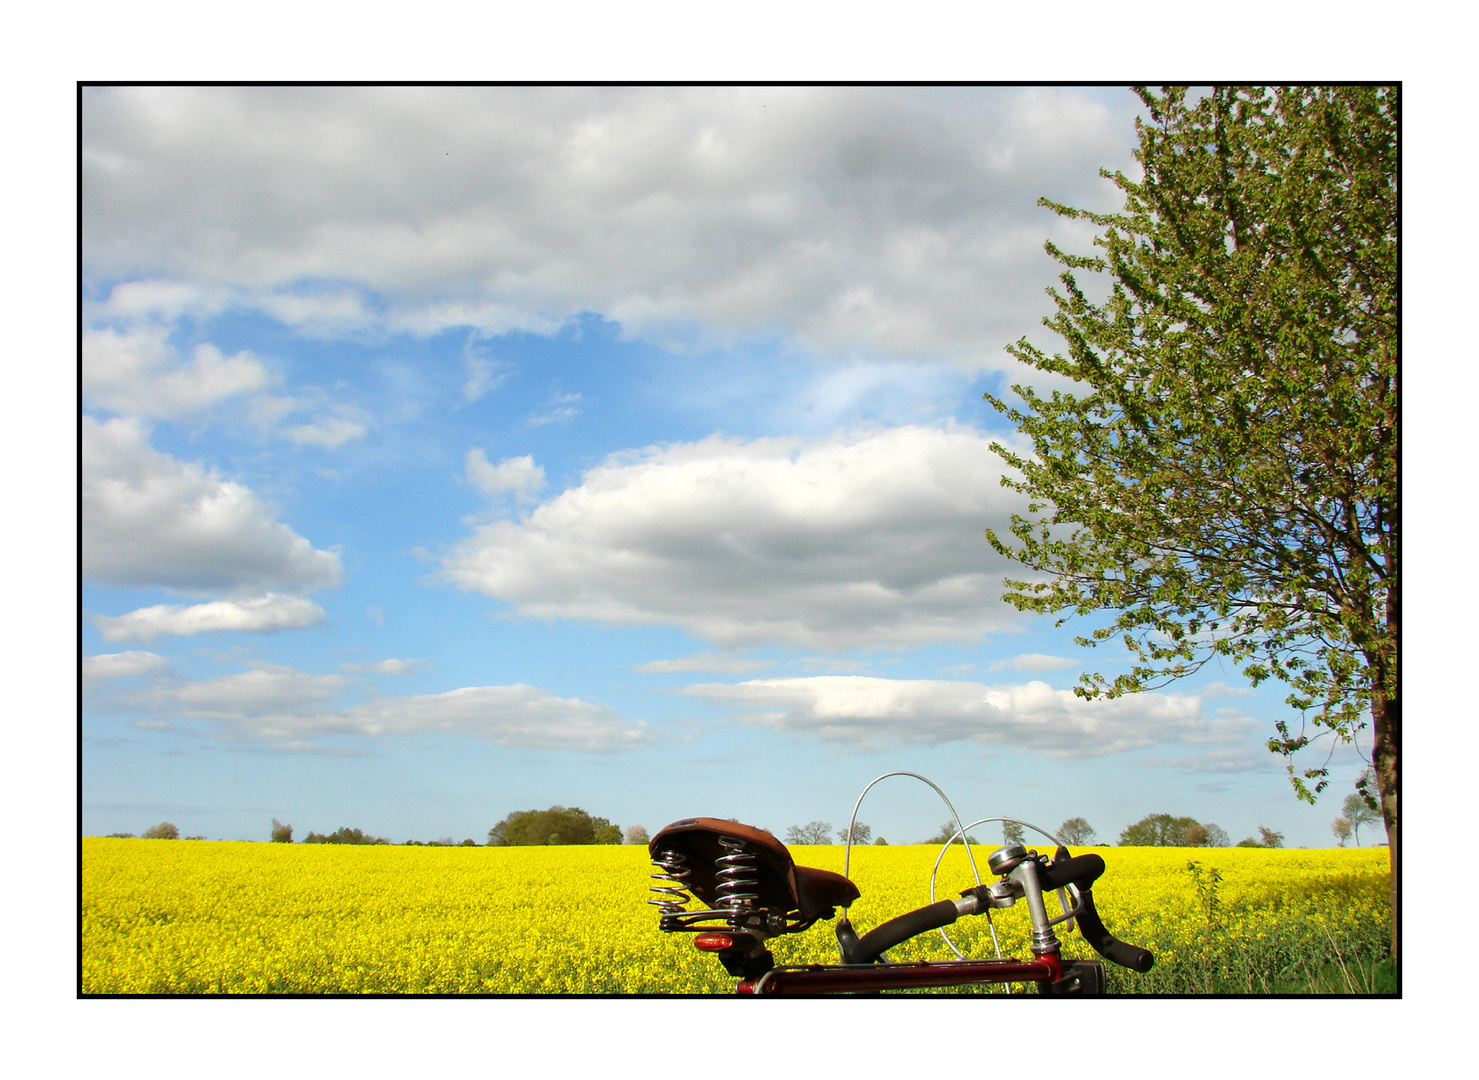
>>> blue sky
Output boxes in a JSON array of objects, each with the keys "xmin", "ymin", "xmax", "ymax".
[{"xmin": 80, "ymin": 85, "xmax": 1378, "ymax": 850}]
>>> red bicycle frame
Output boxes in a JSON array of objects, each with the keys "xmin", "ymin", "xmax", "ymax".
[{"xmin": 736, "ymin": 953, "xmax": 1064, "ymax": 995}]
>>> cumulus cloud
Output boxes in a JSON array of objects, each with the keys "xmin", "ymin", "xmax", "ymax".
[
  {"xmin": 94, "ymin": 594, "xmax": 327, "ymax": 642},
  {"xmin": 681, "ymin": 676, "xmax": 1221, "ymax": 757},
  {"xmin": 83, "ymin": 326, "xmax": 271, "ymax": 418},
  {"xmin": 443, "ymin": 424, "xmax": 1033, "ymax": 651},
  {"xmin": 82, "ymin": 85, "xmax": 1139, "ymax": 369},
  {"xmin": 465, "ymin": 450, "xmax": 545, "ymax": 499},
  {"xmin": 95, "ymin": 661, "xmax": 650, "ymax": 753},
  {"xmin": 82, "ymin": 415, "xmax": 342, "ymax": 595}
]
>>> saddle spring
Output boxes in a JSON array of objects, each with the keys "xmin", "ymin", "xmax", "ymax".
[
  {"xmin": 648, "ymin": 849, "xmax": 693, "ymax": 913},
  {"xmin": 714, "ymin": 835, "xmax": 760, "ymax": 912}
]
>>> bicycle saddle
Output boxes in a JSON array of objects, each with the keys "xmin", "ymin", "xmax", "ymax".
[{"xmin": 650, "ymin": 817, "xmax": 860, "ymax": 921}]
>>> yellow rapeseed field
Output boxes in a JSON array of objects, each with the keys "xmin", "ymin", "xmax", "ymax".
[{"xmin": 81, "ymin": 838, "xmax": 1391, "ymax": 994}]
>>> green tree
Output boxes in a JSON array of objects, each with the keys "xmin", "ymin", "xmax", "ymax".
[
  {"xmin": 302, "ymin": 826, "xmax": 389, "ymax": 845},
  {"xmin": 141, "ymin": 821, "xmax": 179, "ymax": 839},
  {"xmin": 982, "ymin": 86, "xmax": 1397, "ymax": 948},
  {"xmin": 270, "ymin": 818, "xmax": 293, "ymax": 843},
  {"xmin": 1002, "ymin": 820, "xmax": 1026, "ymax": 845},
  {"xmin": 1256, "ymin": 825, "xmax": 1285, "ymax": 849},
  {"xmin": 923, "ymin": 823, "xmax": 980, "ymax": 845},
  {"xmin": 624, "ymin": 824, "xmax": 650, "ymax": 846},
  {"xmin": 1119, "ymin": 813, "xmax": 1208, "ymax": 847},
  {"xmin": 1057, "ymin": 817, "xmax": 1096, "ymax": 845},
  {"xmin": 837, "ymin": 822, "xmax": 872, "ymax": 845},
  {"xmin": 486, "ymin": 806, "xmax": 619, "ymax": 846}
]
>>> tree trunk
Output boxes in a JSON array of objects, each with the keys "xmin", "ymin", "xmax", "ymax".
[{"xmin": 1371, "ymin": 687, "xmax": 1399, "ymax": 962}]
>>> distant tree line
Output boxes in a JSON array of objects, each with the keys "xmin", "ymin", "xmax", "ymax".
[
  {"xmin": 771, "ymin": 813, "xmax": 1296, "ymax": 848},
  {"xmin": 99, "ymin": 807, "xmax": 1306, "ymax": 849}
]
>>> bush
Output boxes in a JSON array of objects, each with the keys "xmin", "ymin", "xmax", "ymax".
[
  {"xmin": 302, "ymin": 827, "xmax": 390, "ymax": 845},
  {"xmin": 487, "ymin": 807, "xmax": 622, "ymax": 846},
  {"xmin": 142, "ymin": 822, "xmax": 179, "ymax": 840}
]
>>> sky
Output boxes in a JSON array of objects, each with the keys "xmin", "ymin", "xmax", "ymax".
[{"xmin": 80, "ymin": 84, "xmax": 1382, "ymax": 851}]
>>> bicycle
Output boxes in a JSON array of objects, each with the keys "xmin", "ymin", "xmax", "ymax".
[{"xmin": 646, "ymin": 772, "xmax": 1154, "ymax": 995}]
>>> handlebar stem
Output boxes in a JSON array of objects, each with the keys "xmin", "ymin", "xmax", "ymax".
[{"xmin": 1011, "ymin": 857, "xmax": 1062, "ymax": 957}]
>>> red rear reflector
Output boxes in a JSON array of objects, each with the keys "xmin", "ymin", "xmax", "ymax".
[{"xmin": 694, "ymin": 933, "xmax": 735, "ymax": 952}]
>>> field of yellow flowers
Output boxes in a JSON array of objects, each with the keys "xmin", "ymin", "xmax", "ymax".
[{"xmin": 81, "ymin": 838, "xmax": 1391, "ymax": 994}]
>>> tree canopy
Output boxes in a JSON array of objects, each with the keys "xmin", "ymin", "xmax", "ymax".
[
  {"xmin": 486, "ymin": 806, "xmax": 622, "ymax": 846},
  {"xmin": 983, "ymin": 86, "xmax": 1397, "ymax": 904},
  {"xmin": 1119, "ymin": 812, "xmax": 1229, "ymax": 847},
  {"xmin": 1057, "ymin": 817, "xmax": 1097, "ymax": 845},
  {"xmin": 303, "ymin": 826, "xmax": 390, "ymax": 845}
]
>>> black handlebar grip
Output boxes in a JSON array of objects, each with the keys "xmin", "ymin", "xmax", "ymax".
[
  {"xmin": 849, "ymin": 899, "xmax": 960, "ymax": 964},
  {"xmin": 1074, "ymin": 889, "xmax": 1154, "ymax": 973},
  {"xmin": 1038, "ymin": 852, "xmax": 1106, "ymax": 893}
]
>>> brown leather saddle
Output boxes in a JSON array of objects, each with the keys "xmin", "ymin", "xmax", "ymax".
[{"xmin": 649, "ymin": 817, "xmax": 860, "ymax": 922}]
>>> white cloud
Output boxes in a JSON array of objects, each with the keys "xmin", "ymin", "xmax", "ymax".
[
  {"xmin": 1201, "ymin": 681, "xmax": 1257, "ymax": 698},
  {"xmin": 338, "ymin": 658, "xmax": 421, "ymax": 675},
  {"xmin": 635, "ymin": 653, "xmax": 776, "ymax": 675},
  {"xmin": 282, "ymin": 415, "xmax": 368, "ymax": 449},
  {"xmin": 96, "ymin": 661, "xmax": 650, "ymax": 753},
  {"xmin": 462, "ymin": 353, "xmax": 508, "ymax": 403},
  {"xmin": 443, "ymin": 424, "xmax": 1033, "ymax": 651},
  {"xmin": 83, "ymin": 326, "xmax": 271, "ymax": 419},
  {"xmin": 464, "ymin": 450, "xmax": 545, "ymax": 499},
  {"xmin": 989, "ymin": 653, "xmax": 1079, "ymax": 673},
  {"xmin": 94, "ymin": 594, "xmax": 327, "ymax": 642},
  {"xmin": 681, "ymin": 676, "xmax": 1221, "ymax": 757},
  {"xmin": 82, "ymin": 86, "xmax": 1139, "ymax": 369},
  {"xmin": 341, "ymin": 686, "xmax": 653, "ymax": 750},
  {"xmin": 82, "ymin": 651, "xmax": 168, "ymax": 680},
  {"xmin": 82, "ymin": 415, "xmax": 342, "ymax": 594}
]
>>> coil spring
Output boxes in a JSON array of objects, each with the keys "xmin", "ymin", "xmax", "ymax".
[
  {"xmin": 648, "ymin": 849, "xmax": 693, "ymax": 913},
  {"xmin": 714, "ymin": 836, "xmax": 760, "ymax": 911}
]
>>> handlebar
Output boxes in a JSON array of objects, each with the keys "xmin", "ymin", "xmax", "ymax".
[
  {"xmin": 839, "ymin": 847, "xmax": 1153, "ymax": 973},
  {"xmin": 840, "ymin": 899, "xmax": 964, "ymax": 964},
  {"xmin": 1072, "ymin": 888, "xmax": 1155, "ymax": 972}
]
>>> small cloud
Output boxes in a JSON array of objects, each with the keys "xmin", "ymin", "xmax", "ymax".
[
  {"xmin": 131, "ymin": 720, "xmax": 173, "ymax": 731},
  {"xmin": 636, "ymin": 653, "xmax": 776, "ymax": 675},
  {"xmin": 1202, "ymin": 681, "xmax": 1256, "ymax": 698},
  {"xmin": 83, "ymin": 651, "xmax": 169, "ymax": 680},
  {"xmin": 95, "ymin": 595, "xmax": 327, "ymax": 643},
  {"xmin": 793, "ymin": 657, "xmax": 875, "ymax": 673},
  {"xmin": 283, "ymin": 415, "xmax": 368, "ymax": 449},
  {"xmin": 339, "ymin": 658, "xmax": 422, "ymax": 675},
  {"xmin": 988, "ymin": 653, "xmax": 1078, "ymax": 673},
  {"xmin": 462, "ymin": 339, "xmax": 509, "ymax": 402},
  {"xmin": 465, "ymin": 450, "xmax": 545, "ymax": 499},
  {"xmin": 528, "ymin": 392, "xmax": 582, "ymax": 427}
]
